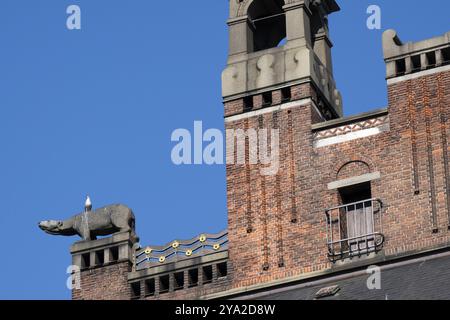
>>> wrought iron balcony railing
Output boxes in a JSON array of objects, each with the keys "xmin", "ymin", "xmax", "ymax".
[
  {"xmin": 133, "ymin": 230, "xmax": 228, "ymax": 271},
  {"xmin": 325, "ymin": 198, "xmax": 384, "ymax": 261}
]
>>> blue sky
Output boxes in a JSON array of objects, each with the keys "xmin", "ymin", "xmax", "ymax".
[{"xmin": 0, "ymin": 0, "xmax": 449, "ymax": 299}]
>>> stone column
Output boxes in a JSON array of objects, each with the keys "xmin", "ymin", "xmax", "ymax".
[
  {"xmin": 284, "ymin": 1, "xmax": 313, "ymax": 49},
  {"xmin": 228, "ymin": 16, "xmax": 253, "ymax": 57}
]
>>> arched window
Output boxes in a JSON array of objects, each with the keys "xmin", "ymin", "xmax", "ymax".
[{"xmin": 247, "ymin": 0, "xmax": 286, "ymax": 52}]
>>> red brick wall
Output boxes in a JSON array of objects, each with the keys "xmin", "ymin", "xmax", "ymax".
[
  {"xmin": 225, "ymin": 83, "xmax": 331, "ymax": 289},
  {"xmin": 380, "ymin": 70, "xmax": 450, "ymax": 251},
  {"xmin": 72, "ymin": 262, "xmax": 131, "ymax": 300},
  {"xmin": 225, "ymin": 69, "xmax": 450, "ymax": 290}
]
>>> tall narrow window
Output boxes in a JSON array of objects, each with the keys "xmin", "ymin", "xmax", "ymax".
[
  {"xmin": 144, "ymin": 279, "xmax": 155, "ymax": 297},
  {"xmin": 442, "ymin": 47, "xmax": 450, "ymax": 64},
  {"xmin": 338, "ymin": 182, "xmax": 373, "ymax": 254},
  {"xmin": 130, "ymin": 282, "xmax": 141, "ymax": 299},
  {"xmin": 174, "ymin": 272, "xmax": 184, "ymax": 291},
  {"xmin": 159, "ymin": 275, "xmax": 170, "ymax": 294},
  {"xmin": 188, "ymin": 269, "xmax": 199, "ymax": 288},
  {"xmin": 202, "ymin": 265, "xmax": 213, "ymax": 284},
  {"xmin": 262, "ymin": 92, "xmax": 272, "ymax": 107},
  {"xmin": 281, "ymin": 87, "xmax": 291, "ymax": 102}
]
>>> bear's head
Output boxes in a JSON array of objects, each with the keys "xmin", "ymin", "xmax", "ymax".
[{"xmin": 38, "ymin": 220, "xmax": 64, "ymax": 235}]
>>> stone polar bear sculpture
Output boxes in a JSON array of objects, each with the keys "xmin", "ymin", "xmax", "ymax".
[{"xmin": 39, "ymin": 204, "xmax": 139, "ymax": 243}]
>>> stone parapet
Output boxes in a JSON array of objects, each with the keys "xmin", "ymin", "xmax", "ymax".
[
  {"xmin": 70, "ymin": 231, "xmax": 136, "ymax": 270},
  {"xmin": 383, "ymin": 29, "xmax": 450, "ymax": 79}
]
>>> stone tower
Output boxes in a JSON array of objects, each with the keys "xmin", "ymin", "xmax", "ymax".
[
  {"xmin": 222, "ymin": 0, "xmax": 343, "ymax": 118},
  {"xmin": 222, "ymin": 0, "xmax": 343, "ymax": 288}
]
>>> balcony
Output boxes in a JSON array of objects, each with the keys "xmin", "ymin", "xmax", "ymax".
[
  {"xmin": 129, "ymin": 231, "xmax": 229, "ymax": 298},
  {"xmin": 325, "ymin": 198, "xmax": 385, "ymax": 262}
]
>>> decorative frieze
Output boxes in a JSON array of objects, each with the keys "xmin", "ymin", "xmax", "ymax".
[{"xmin": 313, "ymin": 114, "xmax": 390, "ymax": 148}]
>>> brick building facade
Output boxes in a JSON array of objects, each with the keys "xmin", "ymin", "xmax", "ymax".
[{"xmin": 67, "ymin": 0, "xmax": 450, "ymax": 300}]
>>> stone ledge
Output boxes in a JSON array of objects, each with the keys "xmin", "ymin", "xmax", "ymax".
[
  {"xmin": 328, "ymin": 172, "xmax": 381, "ymax": 190},
  {"xmin": 70, "ymin": 231, "xmax": 133, "ymax": 254}
]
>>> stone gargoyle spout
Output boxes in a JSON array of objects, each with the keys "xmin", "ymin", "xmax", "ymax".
[{"xmin": 38, "ymin": 200, "xmax": 139, "ymax": 243}]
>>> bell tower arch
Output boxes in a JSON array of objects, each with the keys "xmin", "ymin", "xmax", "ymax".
[{"xmin": 223, "ymin": 0, "xmax": 342, "ymax": 117}]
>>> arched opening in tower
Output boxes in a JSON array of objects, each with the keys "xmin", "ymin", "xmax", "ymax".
[{"xmin": 247, "ymin": 0, "xmax": 286, "ymax": 52}]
